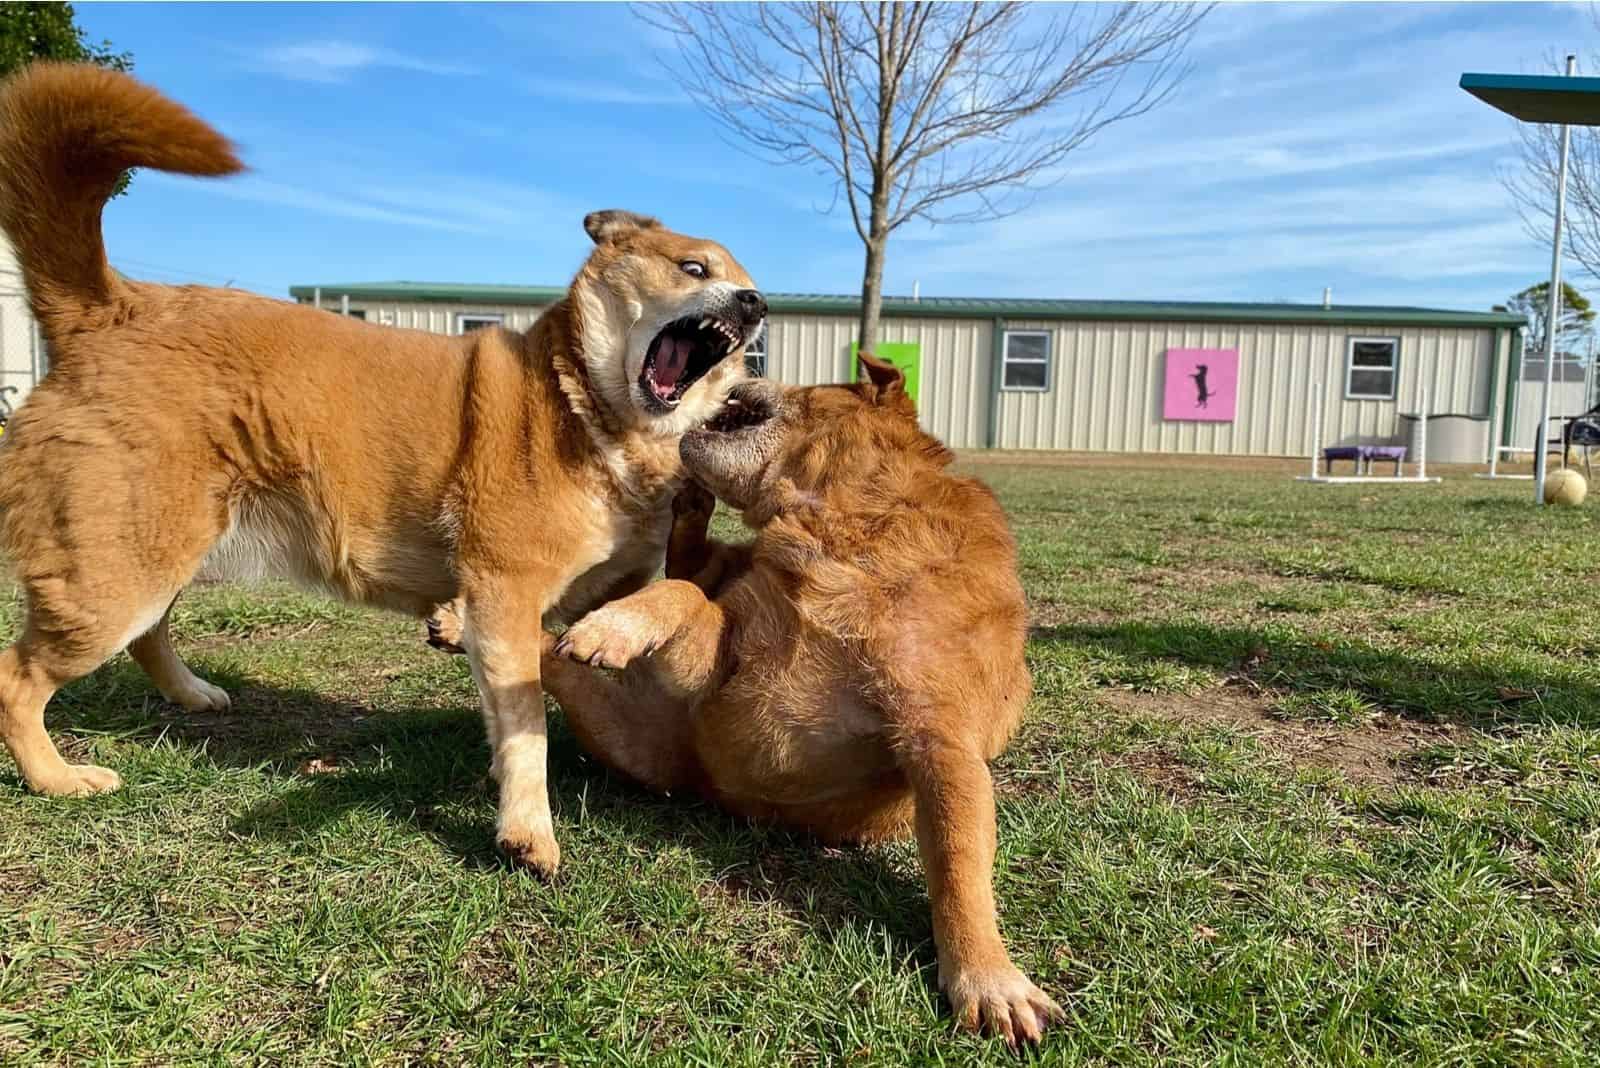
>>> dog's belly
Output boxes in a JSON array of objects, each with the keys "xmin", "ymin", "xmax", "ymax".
[
  {"xmin": 696, "ymin": 684, "xmax": 899, "ymax": 808},
  {"xmin": 198, "ymin": 492, "xmax": 454, "ymax": 614}
]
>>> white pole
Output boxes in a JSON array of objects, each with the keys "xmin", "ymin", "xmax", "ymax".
[
  {"xmin": 1417, "ymin": 386, "xmax": 1429, "ymax": 480},
  {"xmin": 1488, "ymin": 332, "xmax": 1504, "ymax": 475},
  {"xmin": 1589, "ymin": 330, "xmax": 1597, "ymax": 409},
  {"xmin": 1309, "ymin": 381, "xmax": 1323, "ymax": 478},
  {"xmin": 1536, "ymin": 54, "xmax": 1577, "ymax": 505}
]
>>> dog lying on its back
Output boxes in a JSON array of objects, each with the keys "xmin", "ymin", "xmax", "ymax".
[{"xmin": 431, "ymin": 355, "xmax": 1062, "ymax": 1042}]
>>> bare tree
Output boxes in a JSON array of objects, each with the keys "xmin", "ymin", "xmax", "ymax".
[
  {"xmin": 1501, "ymin": 16, "xmax": 1600, "ymax": 284},
  {"xmin": 1504, "ymin": 111, "xmax": 1600, "ymax": 284},
  {"xmin": 641, "ymin": 2, "xmax": 1210, "ymax": 351}
]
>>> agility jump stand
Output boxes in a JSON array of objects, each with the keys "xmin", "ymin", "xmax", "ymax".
[
  {"xmin": 1472, "ymin": 402, "xmax": 1536, "ymax": 482},
  {"xmin": 1295, "ymin": 382, "xmax": 1442, "ymax": 485}
]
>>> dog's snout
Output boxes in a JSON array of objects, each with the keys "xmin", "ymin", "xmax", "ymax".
[{"xmin": 735, "ymin": 289, "xmax": 767, "ymax": 324}]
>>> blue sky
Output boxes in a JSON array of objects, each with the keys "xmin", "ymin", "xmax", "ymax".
[{"xmin": 76, "ymin": 2, "xmax": 1595, "ymax": 311}]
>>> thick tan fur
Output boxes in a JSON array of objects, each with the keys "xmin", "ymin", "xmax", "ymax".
[
  {"xmin": 0, "ymin": 63, "xmax": 762, "ymax": 878},
  {"xmin": 520, "ymin": 360, "xmax": 1064, "ymax": 1042}
]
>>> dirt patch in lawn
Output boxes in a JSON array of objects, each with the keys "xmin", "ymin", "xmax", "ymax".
[{"xmin": 1098, "ymin": 684, "xmax": 1471, "ymax": 787}]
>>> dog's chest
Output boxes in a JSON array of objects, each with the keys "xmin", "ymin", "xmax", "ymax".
[{"xmin": 545, "ymin": 496, "xmax": 674, "ymax": 625}]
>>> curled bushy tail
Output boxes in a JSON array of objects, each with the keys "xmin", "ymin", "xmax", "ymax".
[{"xmin": 0, "ymin": 62, "xmax": 243, "ymax": 329}]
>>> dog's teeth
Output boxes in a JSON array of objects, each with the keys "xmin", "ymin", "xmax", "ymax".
[{"xmin": 699, "ymin": 318, "xmax": 713, "ymax": 329}]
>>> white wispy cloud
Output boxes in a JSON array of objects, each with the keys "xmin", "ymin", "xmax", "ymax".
[
  {"xmin": 519, "ymin": 76, "xmax": 689, "ymax": 106},
  {"xmin": 253, "ymin": 41, "xmax": 475, "ymax": 84},
  {"xmin": 144, "ymin": 172, "xmax": 502, "ymax": 236}
]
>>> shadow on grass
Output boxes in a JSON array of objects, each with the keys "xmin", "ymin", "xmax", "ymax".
[
  {"xmin": 31, "ymin": 657, "xmax": 938, "ymax": 964},
  {"xmin": 1033, "ymin": 619, "xmax": 1600, "ymax": 729}
]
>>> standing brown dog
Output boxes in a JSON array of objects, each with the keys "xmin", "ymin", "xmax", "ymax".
[
  {"xmin": 528, "ymin": 359, "xmax": 1062, "ymax": 1041},
  {"xmin": 0, "ymin": 64, "xmax": 763, "ymax": 875}
]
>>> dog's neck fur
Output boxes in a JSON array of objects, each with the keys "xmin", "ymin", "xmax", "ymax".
[
  {"xmin": 528, "ymin": 292, "xmax": 683, "ymax": 510},
  {"xmin": 747, "ymin": 416, "xmax": 959, "ymax": 573}
]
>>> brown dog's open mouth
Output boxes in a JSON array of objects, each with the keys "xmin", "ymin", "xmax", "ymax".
[{"xmin": 640, "ymin": 316, "xmax": 741, "ymax": 411}]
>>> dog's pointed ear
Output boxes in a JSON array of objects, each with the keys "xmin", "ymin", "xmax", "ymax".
[
  {"xmin": 856, "ymin": 350, "xmax": 906, "ymax": 404},
  {"xmin": 584, "ymin": 210, "xmax": 662, "ymax": 244}
]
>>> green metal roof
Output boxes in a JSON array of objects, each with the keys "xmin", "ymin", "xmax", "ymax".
[{"xmin": 288, "ymin": 281, "xmax": 1526, "ymax": 328}]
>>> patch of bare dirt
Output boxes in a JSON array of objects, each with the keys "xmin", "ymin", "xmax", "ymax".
[
  {"xmin": 1098, "ymin": 684, "xmax": 1471, "ymax": 787},
  {"xmin": 1102, "ymin": 746, "xmax": 1206, "ymax": 800},
  {"xmin": 184, "ymin": 619, "xmax": 336, "ymax": 649}
]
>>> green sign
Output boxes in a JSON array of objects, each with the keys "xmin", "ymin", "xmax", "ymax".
[{"xmin": 850, "ymin": 341, "xmax": 921, "ymax": 409}]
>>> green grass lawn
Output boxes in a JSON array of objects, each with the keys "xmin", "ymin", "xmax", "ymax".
[{"xmin": 4, "ymin": 457, "xmax": 1600, "ymax": 1065}]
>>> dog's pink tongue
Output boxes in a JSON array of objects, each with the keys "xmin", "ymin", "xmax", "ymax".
[{"xmin": 652, "ymin": 337, "xmax": 691, "ymax": 399}]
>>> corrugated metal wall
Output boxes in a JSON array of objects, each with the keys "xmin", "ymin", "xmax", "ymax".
[
  {"xmin": 323, "ymin": 297, "xmax": 1506, "ymax": 458},
  {"xmin": 762, "ymin": 312, "xmax": 991, "ymax": 450},
  {"xmin": 0, "ymin": 235, "xmax": 40, "ymax": 405},
  {"xmin": 1511, "ymin": 380, "xmax": 1588, "ymax": 453},
  {"xmin": 992, "ymin": 319, "xmax": 1502, "ymax": 456},
  {"xmin": 340, "ymin": 301, "xmax": 547, "ymax": 333}
]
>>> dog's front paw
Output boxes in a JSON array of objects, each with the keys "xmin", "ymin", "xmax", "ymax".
[
  {"xmin": 554, "ymin": 604, "xmax": 660, "ymax": 670},
  {"xmin": 496, "ymin": 827, "xmax": 561, "ymax": 879},
  {"xmin": 29, "ymin": 762, "xmax": 123, "ymax": 797},
  {"xmin": 672, "ymin": 480, "xmax": 716, "ymax": 521},
  {"xmin": 166, "ymin": 676, "xmax": 231, "ymax": 713},
  {"xmin": 942, "ymin": 963, "xmax": 1064, "ymax": 1047}
]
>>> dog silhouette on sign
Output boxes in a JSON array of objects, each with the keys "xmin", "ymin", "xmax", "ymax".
[{"xmin": 1191, "ymin": 364, "xmax": 1215, "ymax": 409}]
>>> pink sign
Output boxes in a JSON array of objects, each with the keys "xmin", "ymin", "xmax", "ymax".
[{"xmin": 1163, "ymin": 348, "xmax": 1238, "ymax": 422}]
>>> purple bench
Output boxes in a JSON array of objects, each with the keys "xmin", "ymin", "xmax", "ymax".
[{"xmin": 1323, "ymin": 445, "xmax": 1407, "ymax": 476}]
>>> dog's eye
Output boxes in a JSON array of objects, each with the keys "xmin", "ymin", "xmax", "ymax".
[{"xmin": 679, "ymin": 261, "xmax": 707, "ymax": 279}]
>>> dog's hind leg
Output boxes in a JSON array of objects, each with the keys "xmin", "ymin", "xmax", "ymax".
[
  {"xmin": 0, "ymin": 579, "xmax": 194, "ymax": 796},
  {"xmin": 128, "ymin": 594, "xmax": 230, "ymax": 712},
  {"xmin": 0, "ymin": 441, "xmax": 227, "ymax": 796}
]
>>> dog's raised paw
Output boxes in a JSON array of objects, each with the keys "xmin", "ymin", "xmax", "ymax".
[
  {"xmin": 672, "ymin": 480, "xmax": 716, "ymax": 521},
  {"xmin": 944, "ymin": 964, "xmax": 1065, "ymax": 1047},
  {"xmin": 554, "ymin": 605, "xmax": 660, "ymax": 670}
]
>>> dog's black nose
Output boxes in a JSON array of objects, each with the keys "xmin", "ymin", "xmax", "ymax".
[{"xmin": 735, "ymin": 289, "xmax": 767, "ymax": 324}]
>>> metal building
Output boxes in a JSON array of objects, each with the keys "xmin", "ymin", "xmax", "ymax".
[
  {"xmin": 289, "ymin": 281, "xmax": 1527, "ymax": 461},
  {"xmin": 0, "ymin": 235, "xmax": 43, "ymax": 411}
]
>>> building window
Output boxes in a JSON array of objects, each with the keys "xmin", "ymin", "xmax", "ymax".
[
  {"xmin": 458, "ymin": 313, "xmax": 504, "ymax": 334},
  {"xmin": 1345, "ymin": 337, "xmax": 1399, "ymax": 399},
  {"xmin": 1001, "ymin": 330, "xmax": 1051, "ymax": 391},
  {"xmin": 1520, "ymin": 351, "xmax": 1588, "ymax": 383},
  {"xmin": 744, "ymin": 323, "xmax": 767, "ymax": 377}
]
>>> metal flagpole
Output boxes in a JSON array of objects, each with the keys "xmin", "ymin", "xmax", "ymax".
[{"xmin": 1536, "ymin": 54, "xmax": 1578, "ymax": 505}]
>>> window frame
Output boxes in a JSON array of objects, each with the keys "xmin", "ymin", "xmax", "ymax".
[
  {"xmin": 457, "ymin": 312, "xmax": 505, "ymax": 334},
  {"xmin": 744, "ymin": 323, "xmax": 767, "ymax": 377},
  {"xmin": 1521, "ymin": 351, "xmax": 1588, "ymax": 383},
  {"xmin": 1000, "ymin": 329, "xmax": 1053, "ymax": 393},
  {"xmin": 1344, "ymin": 336, "xmax": 1400, "ymax": 400}
]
